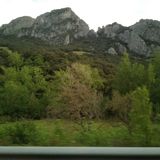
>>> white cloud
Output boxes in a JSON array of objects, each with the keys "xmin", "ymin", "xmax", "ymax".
[{"xmin": 0, "ymin": 0, "xmax": 160, "ymax": 30}]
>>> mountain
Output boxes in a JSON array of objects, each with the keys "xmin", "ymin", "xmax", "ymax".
[
  {"xmin": 1, "ymin": 8, "xmax": 160, "ymax": 57},
  {"xmin": 0, "ymin": 16, "xmax": 35, "ymax": 35},
  {"xmin": 0, "ymin": 7, "xmax": 89, "ymax": 45},
  {"xmin": 95, "ymin": 20, "xmax": 160, "ymax": 57}
]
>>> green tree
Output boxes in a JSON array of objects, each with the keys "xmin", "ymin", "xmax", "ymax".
[
  {"xmin": 0, "ymin": 81, "xmax": 29, "ymax": 118},
  {"xmin": 69, "ymin": 63, "xmax": 104, "ymax": 90},
  {"xmin": 0, "ymin": 50, "xmax": 52, "ymax": 119},
  {"xmin": 129, "ymin": 86, "xmax": 152, "ymax": 146},
  {"xmin": 7, "ymin": 51, "xmax": 23, "ymax": 70},
  {"xmin": 114, "ymin": 53, "xmax": 146, "ymax": 94}
]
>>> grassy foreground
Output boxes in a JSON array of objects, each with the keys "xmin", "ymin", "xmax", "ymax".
[{"xmin": 0, "ymin": 119, "xmax": 159, "ymax": 146}]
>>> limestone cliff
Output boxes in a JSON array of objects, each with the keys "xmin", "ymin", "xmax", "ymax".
[{"xmin": 0, "ymin": 8, "xmax": 89, "ymax": 45}]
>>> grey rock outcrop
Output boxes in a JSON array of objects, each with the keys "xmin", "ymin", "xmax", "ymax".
[
  {"xmin": 115, "ymin": 43, "xmax": 127, "ymax": 55},
  {"xmin": 0, "ymin": 16, "xmax": 35, "ymax": 35},
  {"xmin": 118, "ymin": 19, "xmax": 160, "ymax": 56},
  {"xmin": 128, "ymin": 31, "xmax": 149, "ymax": 56},
  {"xmin": 97, "ymin": 19, "xmax": 160, "ymax": 56},
  {"xmin": 97, "ymin": 22, "xmax": 126, "ymax": 39},
  {"xmin": 87, "ymin": 29, "xmax": 97, "ymax": 38},
  {"xmin": 28, "ymin": 7, "xmax": 89, "ymax": 44},
  {"xmin": 0, "ymin": 7, "xmax": 89, "ymax": 45},
  {"xmin": 119, "ymin": 30, "xmax": 149, "ymax": 56},
  {"xmin": 119, "ymin": 30, "xmax": 130, "ymax": 44},
  {"xmin": 108, "ymin": 47, "xmax": 118, "ymax": 55},
  {"xmin": 131, "ymin": 19, "xmax": 160, "ymax": 45}
]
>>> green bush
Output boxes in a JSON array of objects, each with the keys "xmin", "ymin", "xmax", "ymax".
[{"xmin": 3, "ymin": 121, "xmax": 39, "ymax": 145}]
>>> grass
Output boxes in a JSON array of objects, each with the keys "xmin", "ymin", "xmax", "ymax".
[
  {"xmin": 0, "ymin": 119, "xmax": 159, "ymax": 146},
  {"xmin": 0, "ymin": 119, "xmax": 129, "ymax": 146}
]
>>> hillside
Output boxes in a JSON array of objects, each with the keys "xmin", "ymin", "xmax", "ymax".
[{"xmin": 1, "ymin": 7, "xmax": 160, "ymax": 147}]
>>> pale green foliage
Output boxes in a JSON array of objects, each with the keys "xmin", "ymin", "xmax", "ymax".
[
  {"xmin": 33, "ymin": 54, "xmax": 45, "ymax": 66},
  {"xmin": 129, "ymin": 86, "xmax": 152, "ymax": 146},
  {"xmin": 1, "ymin": 66, "xmax": 48, "ymax": 92},
  {"xmin": 69, "ymin": 63, "xmax": 104, "ymax": 89},
  {"xmin": 7, "ymin": 52, "xmax": 23, "ymax": 70},
  {"xmin": 1, "ymin": 67, "xmax": 18, "ymax": 82},
  {"xmin": 54, "ymin": 63, "xmax": 104, "ymax": 90},
  {"xmin": 47, "ymin": 63, "xmax": 103, "ymax": 120},
  {"xmin": 54, "ymin": 69, "xmax": 72, "ymax": 89}
]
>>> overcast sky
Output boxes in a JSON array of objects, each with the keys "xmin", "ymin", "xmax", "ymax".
[{"xmin": 0, "ymin": 0, "xmax": 160, "ymax": 30}]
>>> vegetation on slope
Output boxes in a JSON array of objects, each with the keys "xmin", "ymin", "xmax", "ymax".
[{"xmin": 0, "ymin": 43, "xmax": 160, "ymax": 146}]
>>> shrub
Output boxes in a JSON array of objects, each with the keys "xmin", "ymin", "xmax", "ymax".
[{"xmin": 3, "ymin": 121, "xmax": 39, "ymax": 145}]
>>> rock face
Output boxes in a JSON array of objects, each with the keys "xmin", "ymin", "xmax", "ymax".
[
  {"xmin": 119, "ymin": 30, "xmax": 149, "ymax": 56},
  {"xmin": 115, "ymin": 43, "xmax": 127, "ymax": 55},
  {"xmin": 107, "ymin": 47, "xmax": 118, "ymax": 55},
  {"xmin": 1, "ymin": 9, "xmax": 160, "ymax": 57},
  {"xmin": 131, "ymin": 19, "xmax": 160, "ymax": 45},
  {"xmin": 0, "ymin": 16, "xmax": 35, "ymax": 35},
  {"xmin": 97, "ymin": 22, "xmax": 126, "ymax": 39},
  {"xmin": 28, "ymin": 7, "xmax": 89, "ymax": 45},
  {"xmin": 96, "ymin": 19, "xmax": 160, "ymax": 57},
  {"xmin": 0, "ymin": 7, "xmax": 89, "ymax": 45}
]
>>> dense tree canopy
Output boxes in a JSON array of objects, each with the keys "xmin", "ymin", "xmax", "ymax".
[{"xmin": 113, "ymin": 53, "xmax": 155, "ymax": 94}]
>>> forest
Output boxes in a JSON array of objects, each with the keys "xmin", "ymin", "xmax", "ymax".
[{"xmin": 0, "ymin": 44, "xmax": 160, "ymax": 146}]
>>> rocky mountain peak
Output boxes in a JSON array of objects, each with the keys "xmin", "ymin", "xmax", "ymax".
[
  {"xmin": 29, "ymin": 7, "xmax": 89, "ymax": 44},
  {"xmin": 130, "ymin": 19, "xmax": 160, "ymax": 45},
  {"xmin": 0, "ymin": 7, "xmax": 89, "ymax": 45},
  {"xmin": 1, "ymin": 9, "xmax": 160, "ymax": 57},
  {"xmin": 34, "ymin": 7, "xmax": 77, "ymax": 26},
  {"xmin": 0, "ymin": 16, "xmax": 35, "ymax": 35},
  {"xmin": 97, "ymin": 22, "xmax": 126, "ymax": 39},
  {"xmin": 90, "ymin": 19, "xmax": 160, "ymax": 57}
]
